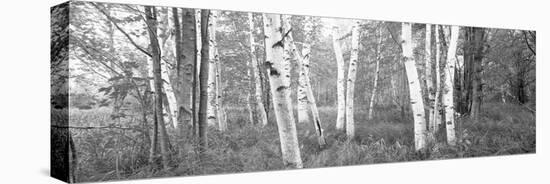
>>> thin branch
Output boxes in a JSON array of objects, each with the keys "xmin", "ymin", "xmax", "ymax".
[
  {"xmin": 51, "ymin": 125, "xmax": 143, "ymax": 132},
  {"xmin": 91, "ymin": 3, "xmax": 152, "ymax": 58},
  {"xmin": 386, "ymin": 24, "xmax": 403, "ymax": 51},
  {"xmin": 522, "ymin": 31, "xmax": 536, "ymax": 56}
]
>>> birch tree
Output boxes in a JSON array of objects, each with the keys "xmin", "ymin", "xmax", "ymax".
[
  {"xmin": 332, "ymin": 26, "xmax": 346, "ymax": 131},
  {"xmin": 368, "ymin": 26, "xmax": 383, "ymax": 120},
  {"xmin": 296, "ymin": 18, "xmax": 310, "ymax": 124},
  {"xmin": 345, "ymin": 21, "xmax": 361, "ymax": 138},
  {"xmin": 206, "ymin": 11, "xmax": 218, "ymax": 127},
  {"xmin": 263, "ymin": 13, "xmax": 303, "ymax": 168},
  {"xmin": 215, "ymin": 47, "xmax": 227, "ymax": 131},
  {"xmin": 432, "ymin": 25, "xmax": 442, "ymax": 132},
  {"xmin": 283, "ymin": 15, "xmax": 326, "ymax": 147},
  {"xmin": 301, "ymin": 17, "xmax": 326, "ymax": 147},
  {"xmin": 443, "ymin": 25, "xmax": 459, "ymax": 145},
  {"xmin": 401, "ymin": 22, "xmax": 427, "ymax": 150},
  {"xmin": 247, "ymin": 12, "xmax": 269, "ymax": 126}
]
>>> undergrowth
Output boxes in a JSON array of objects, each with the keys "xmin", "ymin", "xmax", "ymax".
[{"xmin": 65, "ymin": 103, "xmax": 535, "ymax": 182}]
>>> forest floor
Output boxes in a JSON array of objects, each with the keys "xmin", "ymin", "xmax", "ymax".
[{"xmin": 69, "ymin": 103, "xmax": 536, "ymax": 182}]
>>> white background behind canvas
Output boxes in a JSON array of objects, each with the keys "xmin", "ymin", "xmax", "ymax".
[{"xmin": 0, "ymin": 0, "xmax": 547, "ymax": 183}]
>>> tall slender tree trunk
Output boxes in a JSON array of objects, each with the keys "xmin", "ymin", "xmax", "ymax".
[
  {"xmin": 433, "ymin": 25, "xmax": 442, "ymax": 132},
  {"xmin": 172, "ymin": 8, "xmax": 186, "ymax": 131},
  {"xmin": 248, "ymin": 12, "xmax": 269, "ymax": 126},
  {"xmin": 301, "ymin": 17, "xmax": 326, "ymax": 147},
  {"xmin": 425, "ymin": 24, "xmax": 436, "ymax": 139},
  {"xmin": 149, "ymin": 111, "xmax": 158, "ymax": 165},
  {"xmin": 215, "ymin": 48, "xmax": 227, "ymax": 131},
  {"xmin": 295, "ymin": 17, "xmax": 310, "ymax": 124},
  {"xmin": 401, "ymin": 23, "xmax": 427, "ymax": 151},
  {"xmin": 155, "ymin": 8, "xmax": 180, "ymax": 129},
  {"xmin": 443, "ymin": 25, "xmax": 459, "ymax": 146},
  {"xmin": 198, "ymin": 9, "xmax": 210, "ymax": 154},
  {"xmin": 176, "ymin": 8, "xmax": 197, "ymax": 128},
  {"xmin": 345, "ymin": 21, "xmax": 361, "ymax": 138},
  {"xmin": 283, "ymin": 15, "xmax": 326, "ymax": 147},
  {"xmin": 206, "ymin": 11, "xmax": 218, "ymax": 127},
  {"xmin": 469, "ymin": 28, "xmax": 486, "ymax": 122},
  {"xmin": 192, "ymin": 9, "xmax": 202, "ymax": 135},
  {"xmin": 145, "ymin": 6, "xmax": 169, "ymax": 170},
  {"xmin": 332, "ymin": 27, "xmax": 346, "ymax": 131},
  {"xmin": 368, "ymin": 27, "xmax": 383, "ymax": 120},
  {"xmin": 264, "ymin": 13, "xmax": 303, "ymax": 168}
]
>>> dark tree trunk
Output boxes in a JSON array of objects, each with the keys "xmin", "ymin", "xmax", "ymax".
[
  {"xmin": 145, "ymin": 6, "xmax": 170, "ymax": 170},
  {"xmin": 198, "ymin": 9, "xmax": 211, "ymax": 154},
  {"xmin": 470, "ymin": 28, "xmax": 486, "ymax": 121}
]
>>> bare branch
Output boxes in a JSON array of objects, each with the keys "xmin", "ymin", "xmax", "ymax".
[{"xmin": 91, "ymin": 3, "xmax": 152, "ymax": 58}]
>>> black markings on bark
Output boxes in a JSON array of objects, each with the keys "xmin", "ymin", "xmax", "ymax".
[{"xmin": 276, "ymin": 86, "xmax": 288, "ymax": 92}]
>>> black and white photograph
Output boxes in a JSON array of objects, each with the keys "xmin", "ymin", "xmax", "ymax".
[
  {"xmin": 3, "ymin": 0, "xmax": 549, "ymax": 183},
  {"xmin": 49, "ymin": 1, "xmax": 538, "ymax": 183}
]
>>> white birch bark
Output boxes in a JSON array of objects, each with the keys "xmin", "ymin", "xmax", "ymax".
[
  {"xmin": 248, "ymin": 12, "xmax": 269, "ymax": 126},
  {"xmin": 368, "ymin": 27, "xmax": 383, "ymax": 120},
  {"xmin": 215, "ymin": 48, "xmax": 227, "ymax": 131},
  {"xmin": 280, "ymin": 15, "xmax": 309, "ymax": 124},
  {"xmin": 433, "ymin": 25, "xmax": 442, "ymax": 132},
  {"xmin": 443, "ymin": 25, "xmax": 459, "ymax": 146},
  {"xmin": 160, "ymin": 59, "xmax": 179, "ymax": 128},
  {"xmin": 296, "ymin": 19, "xmax": 310, "ymax": 124},
  {"xmin": 155, "ymin": 10, "xmax": 179, "ymax": 129},
  {"xmin": 206, "ymin": 11, "xmax": 218, "ymax": 126},
  {"xmin": 302, "ymin": 29, "xmax": 327, "ymax": 146},
  {"xmin": 332, "ymin": 26, "xmax": 347, "ymax": 131},
  {"xmin": 284, "ymin": 15, "xmax": 326, "ymax": 147},
  {"xmin": 264, "ymin": 13, "xmax": 303, "ymax": 168},
  {"xmin": 195, "ymin": 9, "xmax": 202, "ymax": 73},
  {"xmin": 345, "ymin": 21, "xmax": 361, "ymax": 138},
  {"xmin": 401, "ymin": 23, "xmax": 427, "ymax": 150}
]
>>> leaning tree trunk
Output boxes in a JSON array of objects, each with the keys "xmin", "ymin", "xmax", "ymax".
[
  {"xmin": 295, "ymin": 18, "xmax": 310, "ymax": 125},
  {"xmin": 401, "ymin": 22, "xmax": 427, "ymax": 151},
  {"xmin": 433, "ymin": 25, "xmax": 442, "ymax": 132},
  {"xmin": 368, "ymin": 27, "xmax": 383, "ymax": 120},
  {"xmin": 443, "ymin": 25, "xmax": 459, "ymax": 146},
  {"xmin": 302, "ymin": 20, "xmax": 327, "ymax": 147},
  {"xmin": 206, "ymin": 11, "xmax": 218, "ymax": 127},
  {"xmin": 332, "ymin": 27, "xmax": 347, "ymax": 131},
  {"xmin": 198, "ymin": 9, "xmax": 210, "ymax": 154},
  {"xmin": 264, "ymin": 13, "xmax": 303, "ymax": 168},
  {"xmin": 283, "ymin": 15, "xmax": 326, "ymax": 147},
  {"xmin": 345, "ymin": 21, "xmax": 361, "ymax": 138},
  {"xmin": 247, "ymin": 12, "xmax": 269, "ymax": 126},
  {"xmin": 425, "ymin": 24, "xmax": 436, "ymax": 139},
  {"xmin": 155, "ymin": 8, "xmax": 180, "ymax": 129},
  {"xmin": 145, "ymin": 6, "xmax": 170, "ymax": 170}
]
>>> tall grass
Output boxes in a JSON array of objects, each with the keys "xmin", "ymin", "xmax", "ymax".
[{"xmin": 67, "ymin": 103, "xmax": 535, "ymax": 182}]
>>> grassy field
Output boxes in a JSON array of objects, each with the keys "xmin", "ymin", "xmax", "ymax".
[{"xmin": 66, "ymin": 103, "xmax": 535, "ymax": 182}]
